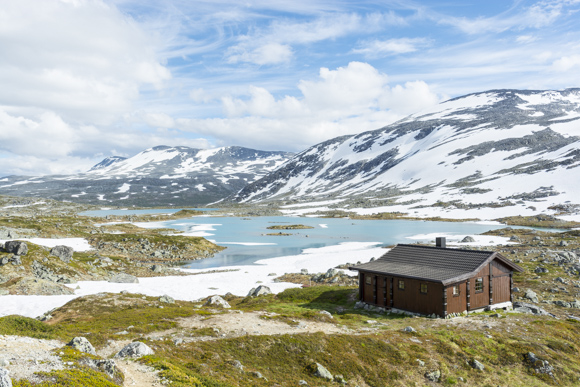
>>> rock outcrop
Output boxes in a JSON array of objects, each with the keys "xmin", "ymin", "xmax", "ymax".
[
  {"xmin": 204, "ymin": 295, "xmax": 231, "ymax": 308},
  {"xmin": 115, "ymin": 342, "xmax": 154, "ymax": 359},
  {"xmin": 50, "ymin": 245, "xmax": 74, "ymax": 263},
  {"xmin": 109, "ymin": 273, "xmax": 139, "ymax": 283},
  {"xmin": 67, "ymin": 337, "xmax": 97, "ymax": 356},
  {"xmin": 4, "ymin": 241, "xmax": 28, "ymax": 256}
]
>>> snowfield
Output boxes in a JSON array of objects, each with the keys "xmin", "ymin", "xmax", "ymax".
[
  {"xmin": 234, "ymin": 89, "xmax": 580, "ymax": 222},
  {"xmin": 0, "ymin": 242, "xmax": 383, "ymax": 318}
]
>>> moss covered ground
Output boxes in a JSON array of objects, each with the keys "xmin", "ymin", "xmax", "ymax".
[{"xmin": 1, "ymin": 282, "xmax": 579, "ymax": 386}]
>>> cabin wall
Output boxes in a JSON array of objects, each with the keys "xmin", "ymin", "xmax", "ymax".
[
  {"xmin": 391, "ymin": 277, "xmax": 443, "ymax": 316},
  {"xmin": 359, "ymin": 271, "xmax": 445, "ymax": 316},
  {"xmin": 446, "ymin": 282, "xmax": 467, "ymax": 314},
  {"xmin": 362, "ymin": 272, "xmax": 375, "ymax": 303},
  {"xmin": 491, "ymin": 260, "xmax": 512, "ymax": 304},
  {"xmin": 469, "ymin": 266, "xmax": 490, "ymax": 309}
]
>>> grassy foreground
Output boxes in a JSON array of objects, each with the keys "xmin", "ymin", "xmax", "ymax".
[{"xmin": 1, "ymin": 285, "xmax": 579, "ymax": 386}]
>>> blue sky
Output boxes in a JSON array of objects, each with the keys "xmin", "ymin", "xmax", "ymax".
[{"xmin": 1, "ymin": 0, "xmax": 579, "ymax": 176}]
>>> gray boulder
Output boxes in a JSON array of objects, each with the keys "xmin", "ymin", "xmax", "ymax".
[
  {"xmin": 50, "ymin": 245, "xmax": 74, "ymax": 263},
  {"xmin": 67, "ymin": 337, "xmax": 97, "ymax": 356},
  {"xmin": 247, "ymin": 285, "xmax": 272, "ymax": 297},
  {"xmin": 403, "ymin": 326, "xmax": 416, "ymax": 333},
  {"xmin": 4, "ymin": 241, "xmax": 27, "ymax": 256},
  {"xmin": 109, "ymin": 273, "xmax": 139, "ymax": 283},
  {"xmin": 513, "ymin": 302, "xmax": 554, "ymax": 317},
  {"xmin": 461, "ymin": 236, "xmax": 476, "ymax": 243},
  {"xmin": 159, "ymin": 295, "xmax": 175, "ymax": 304},
  {"xmin": 115, "ymin": 342, "xmax": 154, "ymax": 358},
  {"xmin": 205, "ymin": 295, "xmax": 231, "ymax": 308},
  {"xmin": 311, "ymin": 363, "xmax": 333, "ymax": 380},
  {"xmin": 84, "ymin": 359, "xmax": 118, "ymax": 380},
  {"xmin": 526, "ymin": 352, "xmax": 554, "ymax": 377},
  {"xmin": 424, "ymin": 369, "xmax": 441, "ymax": 382},
  {"xmin": 230, "ymin": 360, "xmax": 243, "ymax": 370},
  {"xmin": 524, "ymin": 289, "xmax": 539, "ymax": 303},
  {"xmin": 0, "ymin": 367, "xmax": 11, "ymax": 387},
  {"xmin": 470, "ymin": 359, "xmax": 485, "ymax": 370}
]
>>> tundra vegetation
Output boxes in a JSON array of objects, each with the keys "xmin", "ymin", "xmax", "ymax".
[{"xmin": 1, "ymin": 195, "xmax": 580, "ymax": 386}]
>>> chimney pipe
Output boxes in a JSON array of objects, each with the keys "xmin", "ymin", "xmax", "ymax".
[{"xmin": 436, "ymin": 237, "xmax": 446, "ymax": 248}]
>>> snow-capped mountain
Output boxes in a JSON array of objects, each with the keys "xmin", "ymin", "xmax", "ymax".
[
  {"xmin": 0, "ymin": 146, "xmax": 292, "ymax": 206},
  {"xmin": 233, "ymin": 89, "xmax": 580, "ymax": 220},
  {"xmin": 88, "ymin": 156, "xmax": 127, "ymax": 171}
]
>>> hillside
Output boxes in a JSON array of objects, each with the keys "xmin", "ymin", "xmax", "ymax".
[
  {"xmin": 233, "ymin": 89, "xmax": 580, "ymax": 220},
  {"xmin": 0, "ymin": 146, "xmax": 293, "ymax": 206}
]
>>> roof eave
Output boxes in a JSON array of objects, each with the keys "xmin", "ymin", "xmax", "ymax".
[{"xmin": 348, "ymin": 267, "xmax": 446, "ymax": 284}]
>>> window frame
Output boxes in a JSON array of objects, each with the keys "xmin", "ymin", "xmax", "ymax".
[
  {"xmin": 365, "ymin": 276, "xmax": 372, "ymax": 285},
  {"xmin": 398, "ymin": 279, "xmax": 405, "ymax": 290},
  {"xmin": 452, "ymin": 285, "xmax": 460, "ymax": 297},
  {"xmin": 474, "ymin": 277, "xmax": 484, "ymax": 293},
  {"xmin": 420, "ymin": 283, "xmax": 428, "ymax": 294}
]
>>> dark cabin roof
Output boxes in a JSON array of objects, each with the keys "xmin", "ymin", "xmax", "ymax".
[{"xmin": 349, "ymin": 244, "xmax": 523, "ymax": 286}]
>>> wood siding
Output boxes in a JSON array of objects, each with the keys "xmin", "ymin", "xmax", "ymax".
[
  {"xmin": 377, "ymin": 276, "xmax": 388, "ymax": 307},
  {"xmin": 469, "ymin": 266, "xmax": 490, "ymax": 309},
  {"xmin": 391, "ymin": 276, "xmax": 443, "ymax": 316},
  {"xmin": 446, "ymin": 282, "xmax": 467, "ymax": 315},
  {"xmin": 362, "ymin": 273, "xmax": 374, "ymax": 303}
]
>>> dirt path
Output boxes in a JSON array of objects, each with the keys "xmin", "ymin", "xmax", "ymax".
[
  {"xmin": 0, "ymin": 335, "xmax": 65, "ymax": 383},
  {"xmin": 175, "ymin": 310, "xmax": 351, "ymax": 339},
  {"xmin": 115, "ymin": 359, "xmax": 160, "ymax": 387},
  {"xmin": 0, "ymin": 310, "xmax": 354, "ymax": 387}
]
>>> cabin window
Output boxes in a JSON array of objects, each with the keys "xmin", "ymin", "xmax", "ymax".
[
  {"xmin": 365, "ymin": 276, "xmax": 372, "ymax": 285},
  {"xmin": 398, "ymin": 280, "xmax": 405, "ymax": 290},
  {"xmin": 475, "ymin": 278, "xmax": 484, "ymax": 293},
  {"xmin": 420, "ymin": 283, "xmax": 428, "ymax": 294},
  {"xmin": 452, "ymin": 285, "xmax": 460, "ymax": 296}
]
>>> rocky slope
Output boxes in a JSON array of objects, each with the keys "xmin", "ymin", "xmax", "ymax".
[
  {"xmin": 233, "ymin": 89, "xmax": 580, "ymax": 219},
  {"xmin": 0, "ymin": 146, "xmax": 293, "ymax": 206}
]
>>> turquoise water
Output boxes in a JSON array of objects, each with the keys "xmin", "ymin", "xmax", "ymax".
[{"xmin": 131, "ymin": 215, "xmax": 514, "ymax": 269}]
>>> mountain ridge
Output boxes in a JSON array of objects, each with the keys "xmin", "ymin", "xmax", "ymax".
[
  {"xmin": 231, "ymin": 88, "xmax": 580, "ymax": 220},
  {"xmin": 0, "ymin": 146, "xmax": 293, "ymax": 206}
]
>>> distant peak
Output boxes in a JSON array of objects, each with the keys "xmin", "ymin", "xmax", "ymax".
[{"xmin": 88, "ymin": 156, "xmax": 127, "ymax": 171}]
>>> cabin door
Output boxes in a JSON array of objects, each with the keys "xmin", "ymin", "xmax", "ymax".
[{"xmin": 363, "ymin": 273, "xmax": 374, "ymax": 303}]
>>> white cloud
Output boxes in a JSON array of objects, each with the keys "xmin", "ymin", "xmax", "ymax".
[
  {"xmin": 0, "ymin": 0, "xmax": 170, "ymax": 124},
  {"xmin": 437, "ymin": 0, "xmax": 571, "ymax": 35},
  {"xmin": 189, "ymin": 88, "xmax": 215, "ymax": 103},
  {"xmin": 515, "ymin": 35, "xmax": 537, "ymax": 43},
  {"xmin": 144, "ymin": 113, "xmax": 175, "ymax": 129},
  {"xmin": 551, "ymin": 55, "xmax": 580, "ymax": 71},
  {"xmin": 352, "ymin": 38, "xmax": 429, "ymax": 57},
  {"xmin": 179, "ymin": 62, "xmax": 442, "ymax": 151},
  {"xmin": 0, "ymin": 0, "xmax": 176, "ymax": 175},
  {"xmin": 228, "ymin": 43, "xmax": 294, "ymax": 65},
  {"xmin": 225, "ymin": 12, "xmax": 402, "ymax": 65}
]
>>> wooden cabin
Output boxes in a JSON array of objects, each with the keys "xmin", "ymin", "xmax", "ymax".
[{"xmin": 349, "ymin": 238, "xmax": 523, "ymax": 317}]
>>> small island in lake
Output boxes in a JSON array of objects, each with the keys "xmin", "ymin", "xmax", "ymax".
[{"xmin": 266, "ymin": 224, "xmax": 315, "ymax": 230}]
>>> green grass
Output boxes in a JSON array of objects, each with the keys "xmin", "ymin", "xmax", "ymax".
[
  {"xmin": 0, "ymin": 315, "xmax": 57, "ymax": 339},
  {"xmin": 13, "ymin": 367, "xmax": 119, "ymax": 387}
]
